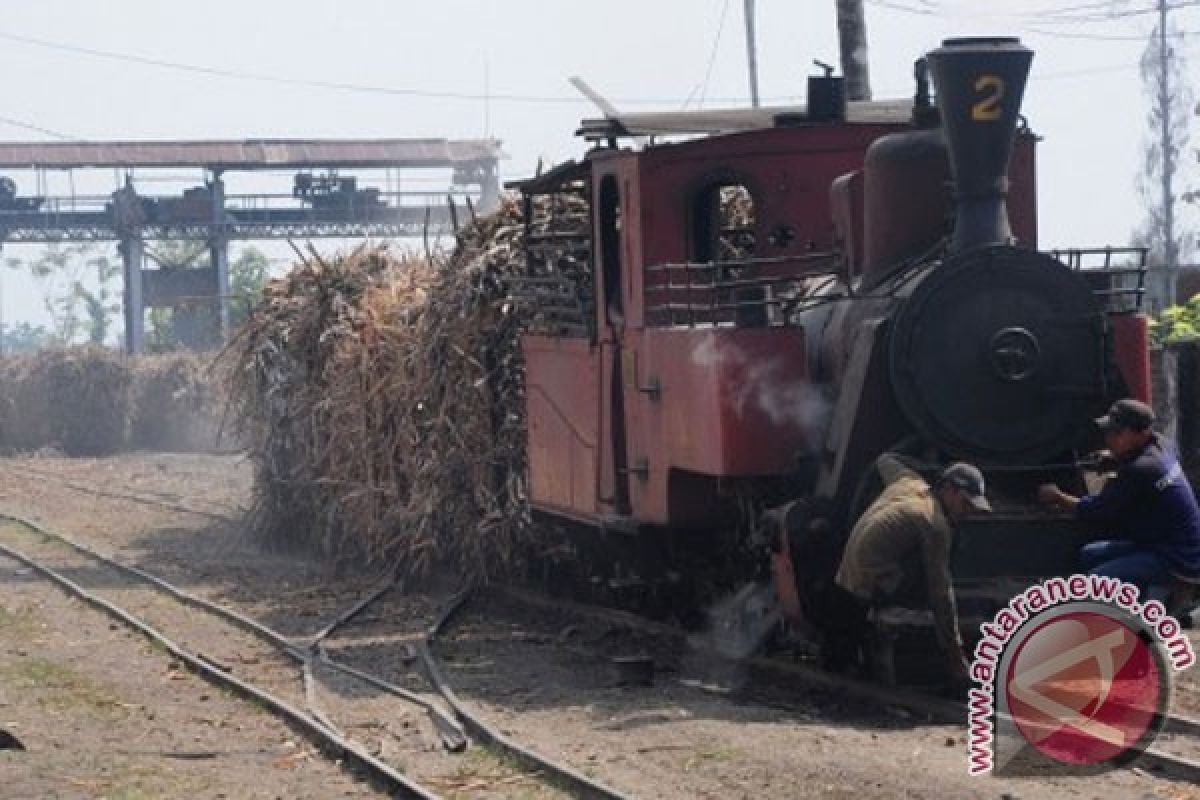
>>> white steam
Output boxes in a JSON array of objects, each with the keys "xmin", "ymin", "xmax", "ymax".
[{"xmin": 689, "ymin": 336, "xmax": 832, "ymax": 451}]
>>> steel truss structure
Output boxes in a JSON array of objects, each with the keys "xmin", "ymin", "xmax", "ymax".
[{"xmin": 0, "ymin": 138, "xmax": 503, "ymax": 353}]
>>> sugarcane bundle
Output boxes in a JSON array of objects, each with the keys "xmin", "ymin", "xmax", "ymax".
[
  {"xmin": 226, "ymin": 194, "xmax": 591, "ymax": 581},
  {"xmin": 386, "ymin": 197, "xmax": 537, "ymax": 579},
  {"xmin": 37, "ymin": 346, "xmax": 133, "ymax": 456},
  {"xmin": 0, "ymin": 355, "xmax": 51, "ymax": 452},
  {"xmin": 223, "ymin": 245, "xmax": 431, "ymax": 556},
  {"xmin": 130, "ymin": 353, "xmax": 224, "ymax": 452}
]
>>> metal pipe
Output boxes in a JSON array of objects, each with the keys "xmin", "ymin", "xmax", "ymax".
[{"xmin": 743, "ymin": 0, "xmax": 761, "ymax": 108}]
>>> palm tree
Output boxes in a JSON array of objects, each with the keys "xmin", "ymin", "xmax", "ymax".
[{"xmin": 836, "ymin": 0, "xmax": 872, "ymax": 102}]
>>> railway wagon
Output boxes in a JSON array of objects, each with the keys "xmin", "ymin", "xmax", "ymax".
[{"xmin": 510, "ymin": 37, "xmax": 1150, "ymax": 659}]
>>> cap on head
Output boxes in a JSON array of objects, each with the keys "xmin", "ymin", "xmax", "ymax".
[
  {"xmin": 938, "ymin": 462, "xmax": 993, "ymax": 512},
  {"xmin": 1095, "ymin": 398, "xmax": 1155, "ymax": 433}
]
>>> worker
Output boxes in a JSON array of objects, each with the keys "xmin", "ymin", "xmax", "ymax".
[
  {"xmin": 833, "ymin": 455, "xmax": 992, "ymax": 681},
  {"xmin": 1037, "ymin": 398, "xmax": 1200, "ymax": 600}
]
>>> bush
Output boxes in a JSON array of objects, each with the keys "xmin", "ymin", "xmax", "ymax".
[{"xmin": 1151, "ymin": 294, "xmax": 1200, "ymax": 345}]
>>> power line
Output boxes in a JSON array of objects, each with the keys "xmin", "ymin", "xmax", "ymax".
[
  {"xmin": 864, "ymin": 0, "xmax": 937, "ymax": 15},
  {"xmin": 1036, "ymin": 0, "xmax": 1139, "ymax": 13},
  {"xmin": 1026, "ymin": 25, "xmax": 1200, "ymax": 39},
  {"xmin": 1038, "ymin": 61, "xmax": 1141, "ymax": 78},
  {"xmin": 0, "ymin": 27, "xmax": 787, "ymax": 109},
  {"xmin": 0, "ymin": 29, "xmax": 579, "ymax": 104},
  {"xmin": 698, "ymin": 0, "xmax": 733, "ymax": 108},
  {"xmin": 1032, "ymin": 0, "xmax": 1200, "ymax": 25},
  {"xmin": 0, "ymin": 115, "xmax": 76, "ymax": 140}
]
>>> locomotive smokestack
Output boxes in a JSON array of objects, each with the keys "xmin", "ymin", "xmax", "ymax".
[{"xmin": 927, "ymin": 37, "xmax": 1033, "ymax": 254}]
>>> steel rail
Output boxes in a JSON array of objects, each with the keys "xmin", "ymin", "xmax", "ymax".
[
  {"xmin": 11, "ymin": 462, "xmax": 1196, "ymax": 786},
  {"xmin": 4, "ymin": 461, "xmax": 237, "ymax": 520},
  {"xmin": 33, "ymin": 511, "xmax": 627, "ymax": 794},
  {"xmin": 0, "ymin": 504, "xmax": 615, "ymax": 793},
  {"xmin": 0, "ymin": 510, "xmax": 468, "ymax": 751},
  {"xmin": 302, "ymin": 578, "xmax": 469, "ymax": 753},
  {"xmin": 0, "ymin": 524, "xmax": 441, "ymax": 800},
  {"xmin": 0, "ymin": 467, "xmax": 472, "ymax": 750},
  {"xmin": 494, "ymin": 586, "xmax": 1200, "ymax": 783},
  {"xmin": 417, "ymin": 591, "xmax": 637, "ymax": 800}
]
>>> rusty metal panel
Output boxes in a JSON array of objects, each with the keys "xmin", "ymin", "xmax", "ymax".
[
  {"xmin": 0, "ymin": 139, "xmax": 503, "ymax": 169},
  {"xmin": 522, "ymin": 335, "xmax": 600, "ymax": 516},
  {"xmin": 638, "ymin": 124, "xmax": 903, "ymax": 272},
  {"xmin": 142, "ymin": 267, "xmax": 217, "ymax": 308},
  {"xmin": 647, "ymin": 327, "xmax": 813, "ymax": 477}
]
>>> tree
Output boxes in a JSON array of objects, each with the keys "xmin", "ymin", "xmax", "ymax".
[
  {"xmin": 836, "ymin": 0, "xmax": 871, "ymax": 102},
  {"xmin": 229, "ymin": 246, "xmax": 270, "ymax": 328},
  {"xmin": 1153, "ymin": 294, "xmax": 1200, "ymax": 344},
  {"xmin": 1184, "ymin": 98, "xmax": 1200, "ymax": 208},
  {"xmin": 74, "ymin": 251, "xmax": 122, "ymax": 344},
  {"xmin": 144, "ymin": 307, "xmax": 180, "ymax": 353},
  {"xmin": 4, "ymin": 243, "xmax": 120, "ymax": 345},
  {"xmin": 0, "ymin": 322, "xmax": 54, "ymax": 353},
  {"xmin": 1134, "ymin": 8, "xmax": 1196, "ymax": 313}
]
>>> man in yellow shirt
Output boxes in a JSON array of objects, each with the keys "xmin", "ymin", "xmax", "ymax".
[{"xmin": 834, "ymin": 455, "xmax": 992, "ymax": 680}]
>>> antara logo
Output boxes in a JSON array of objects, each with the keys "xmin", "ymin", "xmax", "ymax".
[{"xmin": 966, "ymin": 575, "xmax": 1194, "ymax": 776}]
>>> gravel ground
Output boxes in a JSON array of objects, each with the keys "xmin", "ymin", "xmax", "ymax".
[
  {"xmin": 0, "ymin": 550, "xmax": 384, "ymax": 799},
  {"xmin": 0, "ymin": 454, "xmax": 559, "ymax": 799},
  {"xmin": 433, "ymin": 592, "xmax": 1198, "ymax": 800},
  {"xmin": 0, "ymin": 452, "xmax": 1198, "ymax": 799}
]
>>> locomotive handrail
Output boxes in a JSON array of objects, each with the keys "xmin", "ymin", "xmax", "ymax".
[
  {"xmin": 644, "ymin": 272, "xmax": 841, "ymax": 292},
  {"xmin": 1090, "ymin": 287, "xmax": 1146, "ymax": 296},
  {"xmin": 643, "ymin": 251, "xmax": 841, "ymax": 272},
  {"xmin": 644, "ymin": 251, "xmax": 844, "ymax": 327},
  {"xmin": 1049, "ymin": 246, "xmax": 1147, "ymax": 312}
]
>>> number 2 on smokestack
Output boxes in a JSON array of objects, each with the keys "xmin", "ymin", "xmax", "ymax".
[{"xmin": 972, "ymin": 75, "xmax": 1006, "ymax": 121}]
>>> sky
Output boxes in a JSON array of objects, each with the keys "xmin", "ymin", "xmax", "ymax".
[{"xmin": 0, "ymin": 0, "xmax": 1196, "ymax": 334}]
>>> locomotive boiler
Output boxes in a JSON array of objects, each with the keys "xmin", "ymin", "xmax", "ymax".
[{"xmin": 512, "ymin": 37, "xmax": 1148, "ymax": 657}]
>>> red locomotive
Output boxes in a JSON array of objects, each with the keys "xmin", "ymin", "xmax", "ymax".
[{"xmin": 511, "ymin": 38, "xmax": 1150, "ymax": 664}]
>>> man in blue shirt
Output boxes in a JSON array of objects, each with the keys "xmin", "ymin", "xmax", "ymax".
[{"xmin": 1037, "ymin": 398, "xmax": 1200, "ymax": 598}]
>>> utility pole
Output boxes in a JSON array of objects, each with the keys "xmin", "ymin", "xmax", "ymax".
[
  {"xmin": 836, "ymin": 0, "xmax": 872, "ymax": 102},
  {"xmin": 1158, "ymin": 0, "xmax": 1178, "ymax": 309},
  {"xmin": 744, "ymin": 0, "xmax": 761, "ymax": 108}
]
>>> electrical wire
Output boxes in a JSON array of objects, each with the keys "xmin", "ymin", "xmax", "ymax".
[
  {"xmin": 0, "ymin": 6, "xmax": 1189, "ymax": 132},
  {"xmin": 1038, "ymin": 61, "xmax": 1143, "ymax": 79},
  {"xmin": 697, "ymin": 0, "xmax": 733, "ymax": 108},
  {"xmin": 1033, "ymin": 0, "xmax": 1134, "ymax": 13},
  {"xmin": 0, "ymin": 28, "xmax": 785, "ymax": 109},
  {"xmin": 864, "ymin": 0, "xmax": 938, "ymax": 14},
  {"xmin": 1026, "ymin": 26, "xmax": 1200, "ymax": 40},
  {"xmin": 0, "ymin": 115, "xmax": 76, "ymax": 140},
  {"xmin": 1065, "ymin": 0, "xmax": 1200, "ymax": 18}
]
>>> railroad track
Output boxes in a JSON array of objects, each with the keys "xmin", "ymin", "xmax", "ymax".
[
  {"xmin": 7, "ymin": 463, "xmax": 1200, "ymax": 790},
  {"xmin": 490, "ymin": 585, "xmax": 1200, "ymax": 784},
  {"xmin": 0, "ymin": 512, "xmax": 634, "ymax": 800}
]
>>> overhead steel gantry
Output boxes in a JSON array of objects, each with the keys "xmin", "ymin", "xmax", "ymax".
[{"xmin": 0, "ymin": 138, "xmax": 503, "ymax": 353}]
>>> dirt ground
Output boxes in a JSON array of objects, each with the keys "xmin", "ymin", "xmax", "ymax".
[{"xmin": 0, "ymin": 452, "xmax": 1198, "ymax": 799}]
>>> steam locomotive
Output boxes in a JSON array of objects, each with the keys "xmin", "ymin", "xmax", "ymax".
[{"xmin": 512, "ymin": 38, "xmax": 1148, "ymax": 666}]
